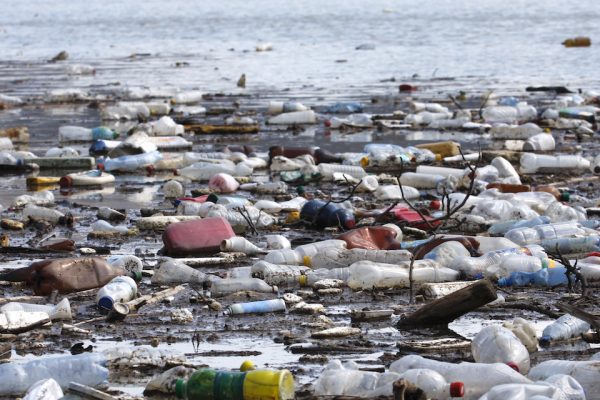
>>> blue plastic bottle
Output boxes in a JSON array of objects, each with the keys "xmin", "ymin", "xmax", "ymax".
[
  {"xmin": 488, "ymin": 216, "xmax": 550, "ymax": 236},
  {"xmin": 540, "ymin": 236, "xmax": 600, "ymax": 254},
  {"xmin": 300, "ymin": 199, "xmax": 356, "ymax": 230},
  {"xmin": 91, "ymin": 126, "xmax": 118, "ymax": 140},
  {"xmin": 325, "ymin": 102, "xmax": 363, "ymax": 114},
  {"xmin": 498, "ymin": 266, "xmax": 571, "ymax": 287}
]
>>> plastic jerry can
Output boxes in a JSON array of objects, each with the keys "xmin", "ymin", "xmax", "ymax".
[{"xmin": 162, "ymin": 217, "xmax": 235, "ymax": 256}]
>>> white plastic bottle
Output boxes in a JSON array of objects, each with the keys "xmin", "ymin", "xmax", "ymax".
[
  {"xmin": 450, "ymin": 245, "xmax": 546, "ymax": 277},
  {"xmin": 416, "ymin": 165, "xmax": 466, "ymax": 178},
  {"xmin": 179, "ymin": 163, "xmax": 237, "ymax": 181},
  {"xmin": 317, "ymin": 163, "xmax": 366, "ymax": 180},
  {"xmin": 101, "ymin": 150, "xmax": 163, "ymax": 172},
  {"xmin": 374, "ymin": 184, "xmax": 420, "ymax": 201},
  {"xmin": 91, "ymin": 220, "xmax": 129, "ymax": 234},
  {"xmin": 528, "ymin": 360, "xmax": 600, "ymax": 399},
  {"xmin": 478, "ymin": 377, "xmax": 585, "ymax": 400},
  {"xmin": 472, "ymin": 325, "xmax": 531, "ymax": 373},
  {"xmin": 96, "ymin": 276, "xmax": 137, "ymax": 310},
  {"xmin": 489, "ymin": 122, "xmax": 542, "ymax": 139},
  {"xmin": 305, "ymin": 248, "xmax": 412, "ymax": 269},
  {"xmin": 0, "ymin": 353, "xmax": 108, "ymax": 395},
  {"xmin": 220, "ymin": 236, "xmax": 265, "ymax": 255},
  {"xmin": 502, "ymin": 318, "xmax": 538, "ymax": 353},
  {"xmin": 523, "ymin": 132, "xmax": 556, "ymax": 151},
  {"xmin": 520, "ymin": 153, "xmax": 590, "ymax": 174},
  {"xmin": 346, "ymin": 260, "xmax": 459, "ymax": 290},
  {"xmin": 22, "ymin": 378, "xmax": 64, "ymax": 400},
  {"xmin": 268, "ymin": 110, "xmax": 317, "ymax": 125},
  {"xmin": 1, "ymin": 298, "xmax": 72, "ymax": 321},
  {"xmin": 300, "ymin": 267, "xmax": 351, "ymax": 287},
  {"xmin": 504, "ymin": 222, "xmax": 587, "ymax": 246},
  {"xmin": 390, "ymin": 355, "xmax": 531, "ymax": 399},
  {"xmin": 398, "ymin": 172, "xmax": 447, "ymax": 189},
  {"xmin": 541, "ymin": 313, "xmax": 590, "ymax": 342},
  {"xmin": 210, "ymin": 278, "xmax": 277, "ymax": 297},
  {"xmin": 12, "ymin": 190, "xmax": 55, "ymax": 208},
  {"xmin": 106, "ymin": 255, "xmax": 143, "ymax": 278},
  {"xmin": 491, "ymin": 157, "xmax": 521, "ymax": 183},
  {"xmin": 397, "ymin": 369, "xmax": 465, "ymax": 399}
]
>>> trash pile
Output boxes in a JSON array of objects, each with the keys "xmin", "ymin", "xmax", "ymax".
[{"xmin": 1, "ymin": 84, "xmax": 600, "ymax": 400}]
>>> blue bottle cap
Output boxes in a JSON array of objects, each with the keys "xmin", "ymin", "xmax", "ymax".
[{"xmin": 98, "ymin": 296, "xmax": 114, "ymax": 310}]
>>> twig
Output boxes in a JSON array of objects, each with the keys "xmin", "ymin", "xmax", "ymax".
[
  {"xmin": 479, "ymin": 90, "xmax": 494, "ymax": 120},
  {"xmin": 235, "ymin": 207, "xmax": 258, "ymax": 235},
  {"xmin": 548, "ymin": 245, "xmax": 587, "ymax": 297},
  {"xmin": 448, "ymin": 94, "xmax": 464, "ymax": 111}
]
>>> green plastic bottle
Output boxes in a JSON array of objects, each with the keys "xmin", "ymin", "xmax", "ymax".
[{"xmin": 176, "ymin": 369, "xmax": 246, "ymax": 400}]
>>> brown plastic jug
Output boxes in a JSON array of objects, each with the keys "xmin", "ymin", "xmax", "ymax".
[
  {"xmin": 336, "ymin": 226, "xmax": 401, "ymax": 250},
  {"xmin": 0, "ymin": 257, "xmax": 126, "ymax": 295}
]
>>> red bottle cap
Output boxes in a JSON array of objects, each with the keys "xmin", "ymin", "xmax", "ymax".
[
  {"xmin": 506, "ymin": 362, "xmax": 520, "ymax": 372},
  {"xmin": 450, "ymin": 381, "xmax": 465, "ymax": 397},
  {"xmin": 97, "ymin": 163, "xmax": 105, "ymax": 171},
  {"xmin": 324, "ymin": 120, "xmax": 332, "ymax": 127},
  {"xmin": 59, "ymin": 176, "xmax": 73, "ymax": 188},
  {"xmin": 429, "ymin": 200, "xmax": 441, "ymax": 210}
]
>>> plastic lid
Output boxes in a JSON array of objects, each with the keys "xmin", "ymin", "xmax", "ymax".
[
  {"xmin": 506, "ymin": 362, "xmax": 520, "ymax": 372},
  {"xmin": 430, "ymin": 200, "xmax": 441, "ymax": 210},
  {"xmin": 303, "ymin": 255, "xmax": 312, "ymax": 267},
  {"xmin": 240, "ymin": 360, "xmax": 256, "ymax": 372},
  {"xmin": 112, "ymin": 132, "xmax": 119, "ymax": 139},
  {"xmin": 559, "ymin": 192, "xmax": 570, "ymax": 202},
  {"xmin": 98, "ymin": 296, "xmax": 114, "ymax": 310},
  {"xmin": 59, "ymin": 176, "xmax": 73, "ymax": 188},
  {"xmin": 131, "ymin": 270, "xmax": 143, "ymax": 281},
  {"xmin": 450, "ymin": 382, "xmax": 465, "ymax": 397},
  {"xmin": 360, "ymin": 156, "xmax": 369, "ymax": 168},
  {"xmin": 175, "ymin": 379, "xmax": 186, "ymax": 398},
  {"xmin": 435, "ymin": 154, "xmax": 442, "ymax": 161}
]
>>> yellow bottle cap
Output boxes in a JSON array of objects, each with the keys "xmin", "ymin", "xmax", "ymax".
[
  {"xmin": 303, "ymin": 255, "xmax": 312, "ymax": 267},
  {"xmin": 240, "ymin": 360, "xmax": 256, "ymax": 372},
  {"xmin": 435, "ymin": 154, "xmax": 442, "ymax": 161},
  {"xmin": 286, "ymin": 211, "xmax": 300, "ymax": 224},
  {"xmin": 360, "ymin": 156, "xmax": 369, "ymax": 168}
]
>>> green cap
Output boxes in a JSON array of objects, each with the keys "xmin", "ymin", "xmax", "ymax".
[
  {"xmin": 175, "ymin": 379, "xmax": 186, "ymax": 398},
  {"xmin": 559, "ymin": 192, "xmax": 570, "ymax": 202},
  {"xmin": 207, "ymin": 193, "xmax": 219, "ymax": 203},
  {"xmin": 131, "ymin": 270, "xmax": 143, "ymax": 281}
]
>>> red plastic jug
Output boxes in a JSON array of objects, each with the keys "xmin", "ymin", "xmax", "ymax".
[
  {"xmin": 162, "ymin": 217, "xmax": 235, "ymax": 256},
  {"xmin": 336, "ymin": 226, "xmax": 401, "ymax": 250}
]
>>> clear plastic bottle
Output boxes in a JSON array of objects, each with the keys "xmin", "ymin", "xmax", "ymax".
[
  {"xmin": 267, "ymin": 110, "xmax": 317, "ymax": 124},
  {"xmin": 416, "ymin": 165, "xmax": 466, "ymax": 178},
  {"xmin": 180, "ymin": 163, "xmax": 237, "ymax": 181},
  {"xmin": 389, "ymin": 355, "xmax": 531, "ymax": 399},
  {"xmin": 489, "ymin": 122, "xmax": 542, "ymax": 139},
  {"xmin": 12, "ymin": 190, "xmax": 55, "ymax": 208},
  {"xmin": 374, "ymin": 184, "xmax": 420, "ymax": 201},
  {"xmin": 106, "ymin": 255, "xmax": 143, "ymax": 278},
  {"xmin": 151, "ymin": 259, "xmax": 210, "ymax": 285},
  {"xmin": 450, "ymin": 245, "xmax": 546, "ymax": 277},
  {"xmin": 91, "ymin": 220, "xmax": 129, "ymax": 233},
  {"xmin": 541, "ymin": 314, "xmax": 590, "ymax": 342},
  {"xmin": 305, "ymin": 248, "xmax": 412, "ymax": 269},
  {"xmin": 59, "ymin": 126, "xmax": 118, "ymax": 142},
  {"xmin": 424, "ymin": 241, "xmax": 472, "ymax": 268},
  {"xmin": 0, "ymin": 353, "xmax": 108, "ymax": 395},
  {"xmin": 317, "ymin": 163, "xmax": 366, "ymax": 180},
  {"xmin": 22, "ymin": 204, "xmax": 65, "ymax": 224},
  {"xmin": 96, "ymin": 276, "xmax": 137, "ymax": 310},
  {"xmin": 346, "ymin": 260, "xmax": 459, "ymax": 290},
  {"xmin": 397, "ymin": 369, "xmax": 465, "ymax": 398},
  {"xmin": 313, "ymin": 360, "xmax": 399, "ymax": 397},
  {"xmin": 22, "ymin": 378, "xmax": 64, "ymax": 400},
  {"xmin": 544, "ymin": 201, "xmax": 586, "ymax": 222},
  {"xmin": 100, "ymin": 150, "xmax": 163, "ymax": 172},
  {"xmin": 504, "ymin": 222, "xmax": 586, "ymax": 246},
  {"xmin": 478, "ymin": 378, "xmax": 585, "ymax": 400},
  {"xmin": 268, "ymin": 101, "xmax": 308, "ymax": 114},
  {"xmin": 488, "ymin": 216, "xmax": 551, "ymax": 236},
  {"xmin": 224, "ymin": 298, "xmax": 286, "ymax": 315},
  {"xmin": 300, "ymin": 267, "xmax": 350, "ymax": 287},
  {"xmin": 540, "ymin": 236, "xmax": 600, "ymax": 254},
  {"xmin": 220, "ymin": 236, "xmax": 265, "ymax": 255},
  {"xmin": 520, "ymin": 153, "xmax": 591, "ymax": 174},
  {"xmin": 250, "ymin": 261, "xmax": 310, "ymax": 286},
  {"xmin": 528, "ymin": 360, "xmax": 600, "ymax": 399},
  {"xmin": 0, "ymin": 298, "xmax": 72, "ymax": 321},
  {"xmin": 493, "ymin": 254, "xmax": 545, "ymax": 278},
  {"xmin": 472, "ymin": 325, "xmax": 530, "ymax": 373},
  {"xmin": 210, "ymin": 278, "xmax": 277, "ymax": 297},
  {"xmin": 398, "ymin": 172, "xmax": 446, "ymax": 189}
]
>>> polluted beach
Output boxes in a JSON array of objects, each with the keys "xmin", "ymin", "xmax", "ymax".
[{"xmin": 2, "ymin": 1, "xmax": 600, "ymax": 400}]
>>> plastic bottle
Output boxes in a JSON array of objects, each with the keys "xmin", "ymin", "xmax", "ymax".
[
  {"xmin": 398, "ymin": 172, "xmax": 449, "ymax": 189},
  {"xmin": 305, "ymin": 248, "xmax": 412, "ymax": 269},
  {"xmin": 210, "ymin": 278, "xmax": 277, "ymax": 297},
  {"xmin": 13, "ymin": 190, "xmax": 55, "ymax": 208},
  {"xmin": 505, "ymin": 222, "xmax": 587, "ymax": 246},
  {"xmin": 389, "ymin": 355, "xmax": 531, "ymax": 399},
  {"xmin": 22, "ymin": 204, "xmax": 65, "ymax": 224},
  {"xmin": 488, "ymin": 216, "xmax": 551, "ymax": 236},
  {"xmin": 313, "ymin": 360, "xmax": 400, "ymax": 397},
  {"xmin": 220, "ymin": 237, "xmax": 266, "ymax": 255},
  {"xmin": 0, "ymin": 298, "xmax": 72, "ymax": 321},
  {"xmin": 45, "ymin": 146, "xmax": 79, "ymax": 157},
  {"xmin": 268, "ymin": 101, "xmax": 308, "ymax": 114},
  {"xmin": 239, "ymin": 182, "xmax": 288, "ymax": 194},
  {"xmin": 424, "ymin": 241, "xmax": 472, "ymax": 268},
  {"xmin": 317, "ymin": 163, "xmax": 366, "ymax": 180},
  {"xmin": 416, "ymin": 165, "xmax": 466, "ymax": 178},
  {"xmin": 540, "ymin": 235, "xmax": 600, "ymax": 254},
  {"xmin": 171, "ymin": 91, "xmax": 203, "ymax": 104},
  {"xmin": 498, "ymin": 266, "xmax": 570, "ymax": 287},
  {"xmin": 346, "ymin": 260, "xmax": 459, "ymax": 290},
  {"xmin": 489, "ymin": 122, "xmax": 542, "ymax": 139},
  {"xmin": 520, "ymin": 153, "xmax": 591, "ymax": 174},
  {"xmin": 523, "ymin": 132, "xmax": 556, "ymax": 151},
  {"xmin": 106, "ymin": 255, "xmax": 143, "ymax": 278},
  {"xmin": 175, "ymin": 367, "xmax": 295, "ymax": 400},
  {"xmin": 251, "ymin": 261, "xmax": 310, "ymax": 286},
  {"xmin": 478, "ymin": 376, "xmax": 586, "ymax": 400},
  {"xmin": 96, "ymin": 276, "xmax": 137, "ymax": 310},
  {"xmin": 0, "ymin": 353, "xmax": 108, "ymax": 395},
  {"xmin": 163, "ymin": 180, "xmax": 185, "ymax": 198},
  {"xmin": 528, "ymin": 360, "xmax": 600, "ymax": 399},
  {"xmin": 151, "ymin": 259, "xmax": 210, "ymax": 285},
  {"xmin": 450, "ymin": 245, "xmax": 546, "ymax": 277},
  {"xmin": 300, "ymin": 267, "xmax": 350, "ymax": 287},
  {"xmin": 374, "ymin": 184, "xmax": 420, "ymax": 201},
  {"xmin": 91, "ymin": 220, "xmax": 129, "ymax": 234},
  {"xmin": 58, "ymin": 126, "xmax": 118, "ymax": 142},
  {"xmin": 224, "ymin": 299, "xmax": 286, "ymax": 315},
  {"xmin": 472, "ymin": 325, "xmax": 530, "ymax": 373},
  {"xmin": 300, "ymin": 199, "xmax": 356, "ymax": 230},
  {"xmin": 541, "ymin": 314, "xmax": 590, "ymax": 342},
  {"xmin": 268, "ymin": 110, "xmax": 316, "ymax": 125},
  {"xmin": 100, "ymin": 150, "xmax": 163, "ymax": 172},
  {"xmin": 502, "ymin": 318, "xmax": 538, "ymax": 353},
  {"xmin": 264, "ymin": 235, "xmax": 291, "ymax": 250},
  {"xmin": 328, "ymin": 114, "xmax": 373, "ymax": 129},
  {"xmin": 397, "ymin": 369, "xmax": 465, "ymax": 399},
  {"xmin": 149, "ymin": 116, "xmax": 184, "ymax": 136}
]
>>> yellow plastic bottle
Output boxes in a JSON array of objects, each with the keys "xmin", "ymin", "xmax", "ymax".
[
  {"xmin": 242, "ymin": 369, "xmax": 295, "ymax": 400},
  {"xmin": 415, "ymin": 141, "xmax": 461, "ymax": 158}
]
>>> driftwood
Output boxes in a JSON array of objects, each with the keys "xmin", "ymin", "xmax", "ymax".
[
  {"xmin": 398, "ymin": 279, "xmax": 497, "ymax": 328},
  {"xmin": 185, "ymin": 124, "xmax": 259, "ymax": 134},
  {"xmin": 107, "ymin": 285, "xmax": 186, "ymax": 321}
]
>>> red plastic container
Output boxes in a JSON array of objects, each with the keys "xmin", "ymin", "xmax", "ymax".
[
  {"xmin": 391, "ymin": 206, "xmax": 440, "ymax": 231},
  {"xmin": 162, "ymin": 217, "xmax": 235, "ymax": 256},
  {"xmin": 336, "ymin": 226, "xmax": 401, "ymax": 250}
]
